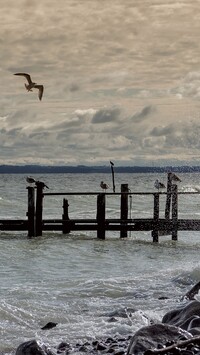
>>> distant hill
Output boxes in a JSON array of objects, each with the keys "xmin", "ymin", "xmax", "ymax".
[{"xmin": 0, "ymin": 165, "xmax": 199, "ymax": 174}]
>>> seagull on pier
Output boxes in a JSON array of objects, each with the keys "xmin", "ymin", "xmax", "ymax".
[
  {"xmin": 154, "ymin": 179, "xmax": 166, "ymax": 192},
  {"xmin": 168, "ymin": 172, "xmax": 181, "ymax": 182},
  {"xmin": 26, "ymin": 176, "xmax": 36, "ymax": 184},
  {"xmin": 100, "ymin": 181, "xmax": 109, "ymax": 192},
  {"xmin": 14, "ymin": 73, "xmax": 44, "ymax": 101}
]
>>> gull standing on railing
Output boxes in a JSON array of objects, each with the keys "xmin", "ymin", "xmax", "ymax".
[
  {"xmin": 154, "ymin": 179, "xmax": 166, "ymax": 192},
  {"xmin": 100, "ymin": 181, "xmax": 109, "ymax": 192}
]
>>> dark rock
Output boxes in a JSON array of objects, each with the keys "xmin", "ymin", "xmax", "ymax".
[
  {"xmin": 114, "ymin": 350, "xmax": 125, "ymax": 355},
  {"xmin": 162, "ymin": 300, "xmax": 200, "ymax": 337},
  {"xmin": 57, "ymin": 342, "xmax": 71, "ymax": 353},
  {"xmin": 105, "ymin": 338, "xmax": 115, "ymax": 344},
  {"xmin": 96, "ymin": 343, "xmax": 107, "ymax": 351},
  {"xmin": 15, "ymin": 340, "xmax": 53, "ymax": 355},
  {"xmin": 92, "ymin": 340, "xmax": 99, "ymax": 346},
  {"xmin": 106, "ymin": 349, "xmax": 115, "ymax": 353},
  {"xmin": 108, "ymin": 317, "xmax": 118, "ymax": 322},
  {"xmin": 78, "ymin": 345, "xmax": 88, "ymax": 352},
  {"xmin": 184, "ymin": 282, "xmax": 200, "ymax": 300},
  {"xmin": 41, "ymin": 322, "xmax": 57, "ymax": 330},
  {"xmin": 180, "ymin": 351, "xmax": 194, "ymax": 355},
  {"xmin": 127, "ymin": 323, "xmax": 192, "ymax": 355}
]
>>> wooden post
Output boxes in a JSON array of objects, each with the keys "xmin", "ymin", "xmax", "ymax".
[
  {"xmin": 27, "ymin": 186, "xmax": 35, "ymax": 237},
  {"xmin": 171, "ymin": 184, "xmax": 178, "ymax": 241},
  {"xmin": 97, "ymin": 193, "xmax": 106, "ymax": 239},
  {"xmin": 165, "ymin": 172, "xmax": 172, "ymax": 219},
  {"xmin": 120, "ymin": 184, "xmax": 128, "ymax": 238},
  {"xmin": 62, "ymin": 198, "xmax": 70, "ymax": 234},
  {"xmin": 35, "ymin": 182, "xmax": 44, "ymax": 236},
  {"xmin": 152, "ymin": 193, "xmax": 159, "ymax": 242},
  {"xmin": 110, "ymin": 162, "xmax": 115, "ymax": 193}
]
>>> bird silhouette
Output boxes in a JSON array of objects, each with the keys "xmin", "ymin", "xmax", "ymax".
[
  {"xmin": 14, "ymin": 73, "xmax": 44, "ymax": 101},
  {"xmin": 26, "ymin": 176, "xmax": 36, "ymax": 184},
  {"xmin": 168, "ymin": 172, "xmax": 181, "ymax": 182},
  {"xmin": 154, "ymin": 179, "xmax": 166, "ymax": 191},
  {"xmin": 100, "ymin": 181, "xmax": 109, "ymax": 192}
]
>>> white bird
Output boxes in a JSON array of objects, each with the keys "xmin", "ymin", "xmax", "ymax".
[
  {"xmin": 154, "ymin": 179, "xmax": 166, "ymax": 191},
  {"xmin": 14, "ymin": 73, "xmax": 44, "ymax": 101},
  {"xmin": 26, "ymin": 176, "xmax": 36, "ymax": 184},
  {"xmin": 100, "ymin": 181, "xmax": 109, "ymax": 192}
]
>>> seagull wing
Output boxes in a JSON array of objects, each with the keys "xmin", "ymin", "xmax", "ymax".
[
  {"xmin": 34, "ymin": 85, "xmax": 44, "ymax": 101},
  {"xmin": 14, "ymin": 73, "xmax": 33, "ymax": 85}
]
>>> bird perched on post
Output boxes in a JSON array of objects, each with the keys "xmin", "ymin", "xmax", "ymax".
[
  {"xmin": 100, "ymin": 181, "xmax": 109, "ymax": 192},
  {"xmin": 26, "ymin": 177, "xmax": 49, "ymax": 189},
  {"xmin": 26, "ymin": 176, "xmax": 36, "ymax": 184},
  {"xmin": 154, "ymin": 179, "xmax": 166, "ymax": 192},
  {"xmin": 14, "ymin": 73, "xmax": 44, "ymax": 101},
  {"xmin": 168, "ymin": 172, "xmax": 181, "ymax": 182}
]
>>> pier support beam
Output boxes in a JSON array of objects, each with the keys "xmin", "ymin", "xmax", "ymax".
[
  {"xmin": 152, "ymin": 193, "xmax": 159, "ymax": 242},
  {"xmin": 97, "ymin": 193, "xmax": 106, "ymax": 239},
  {"xmin": 172, "ymin": 184, "xmax": 178, "ymax": 241},
  {"xmin": 165, "ymin": 173, "xmax": 172, "ymax": 220},
  {"xmin": 27, "ymin": 186, "xmax": 35, "ymax": 237},
  {"xmin": 62, "ymin": 198, "xmax": 70, "ymax": 234},
  {"xmin": 120, "ymin": 184, "xmax": 129, "ymax": 238},
  {"xmin": 35, "ymin": 182, "xmax": 44, "ymax": 236},
  {"xmin": 110, "ymin": 161, "xmax": 115, "ymax": 193}
]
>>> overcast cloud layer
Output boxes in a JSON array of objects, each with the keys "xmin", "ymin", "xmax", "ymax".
[{"xmin": 1, "ymin": 0, "xmax": 200, "ymax": 166}]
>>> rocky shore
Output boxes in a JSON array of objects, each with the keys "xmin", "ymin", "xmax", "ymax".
[{"xmin": 15, "ymin": 282, "xmax": 200, "ymax": 355}]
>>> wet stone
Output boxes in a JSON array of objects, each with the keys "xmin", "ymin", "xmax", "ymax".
[{"xmin": 96, "ymin": 343, "xmax": 107, "ymax": 351}]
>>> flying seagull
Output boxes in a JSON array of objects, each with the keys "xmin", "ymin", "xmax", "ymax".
[
  {"xmin": 100, "ymin": 181, "xmax": 109, "ymax": 192},
  {"xmin": 14, "ymin": 73, "xmax": 44, "ymax": 101},
  {"xmin": 154, "ymin": 179, "xmax": 166, "ymax": 191}
]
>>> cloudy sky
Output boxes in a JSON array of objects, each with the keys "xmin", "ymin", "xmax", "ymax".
[{"xmin": 1, "ymin": 0, "xmax": 200, "ymax": 166}]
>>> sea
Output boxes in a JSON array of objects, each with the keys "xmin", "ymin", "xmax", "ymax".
[{"xmin": 0, "ymin": 172, "xmax": 200, "ymax": 354}]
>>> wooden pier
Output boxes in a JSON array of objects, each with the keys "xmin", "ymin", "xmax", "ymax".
[{"xmin": 0, "ymin": 173, "xmax": 200, "ymax": 242}]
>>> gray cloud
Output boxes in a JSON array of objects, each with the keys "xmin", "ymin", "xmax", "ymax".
[
  {"xmin": 131, "ymin": 105, "xmax": 155, "ymax": 123},
  {"xmin": 1, "ymin": 1, "xmax": 200, "ymax": 165},
  {"xmin": 150, "ymin": 124, "xmax": 175, "ymax": 137},
  {"xmin": 92, "ymin": 107, "xmax": 121, "ymax": 124}
]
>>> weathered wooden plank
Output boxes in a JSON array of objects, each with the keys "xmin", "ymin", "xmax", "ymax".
[{"xmin": 0, "ymin": 222, "xmax": 28, "ymax": 231}]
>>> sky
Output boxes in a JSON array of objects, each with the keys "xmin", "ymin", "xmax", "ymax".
[{"xmin": 1, "ymin": 0, "xmax": 200, "ymax": 166}]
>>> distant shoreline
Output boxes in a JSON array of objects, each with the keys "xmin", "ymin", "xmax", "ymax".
[{"xmin": 0, "ymin": 165, "xmax": 199, "ymax": 174}]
